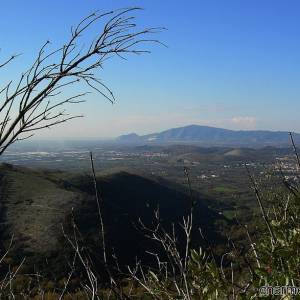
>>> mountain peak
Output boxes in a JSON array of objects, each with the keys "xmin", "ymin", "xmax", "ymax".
[
  {"xmin": 116, "ymin": 125, "xmax": 300, "ymax": 147},
  {"xmin": 117, "ymin": 132, "xmax": 140, "ymax": 141}
]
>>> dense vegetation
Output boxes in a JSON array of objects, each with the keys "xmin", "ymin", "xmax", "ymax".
[{"xmin": 0, "ymin": 145, "xmax": 299, "ymax": 298}]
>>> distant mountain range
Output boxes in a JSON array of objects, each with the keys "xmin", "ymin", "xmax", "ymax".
[{"xmin": 117, "ymin": 125, "xmax": 300, "ymax": 147}]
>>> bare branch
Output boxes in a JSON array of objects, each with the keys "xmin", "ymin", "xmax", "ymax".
[{"xmin": 0, "ymin": 8, "xmax": 162, "ymax": 155}]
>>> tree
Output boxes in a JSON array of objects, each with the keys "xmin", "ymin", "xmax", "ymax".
[{"xmin": 0, "ymin": 7, "xmax": 162, "ymax": 155}]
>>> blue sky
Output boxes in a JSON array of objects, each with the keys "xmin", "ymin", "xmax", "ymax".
[{"xmin": 0, "ymin": 0, "xmax": 300, "ymax": 138}]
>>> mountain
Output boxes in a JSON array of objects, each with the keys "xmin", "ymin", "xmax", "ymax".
[
  {"xmin": 0, "ymin": 163, "xmax": 225, "ymax": 275},
  {"xmin": 117, "ymin": 132, "xmax": 140, "ymax": 142},
  {"xmin": 117, "ymin": 125, "xmax": 300, "ymax": 147}
]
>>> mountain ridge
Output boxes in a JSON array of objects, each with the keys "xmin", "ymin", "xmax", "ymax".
[
  {"xmin": 117, "ymin": 124, "xmax": 300, "ymax": 147},
  {"xmin": 0, "ymin": 163, "xmax": 225, "ymax": 274}
]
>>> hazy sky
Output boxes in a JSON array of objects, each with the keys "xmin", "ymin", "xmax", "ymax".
[{"xmin": 1, "ymin": 0, "xmax": 300, "ymax": 138}]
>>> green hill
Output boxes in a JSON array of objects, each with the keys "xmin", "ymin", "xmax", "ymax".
[{"xmin": 0, "ymin": 163, "xmax": 226, "ymax": 276}]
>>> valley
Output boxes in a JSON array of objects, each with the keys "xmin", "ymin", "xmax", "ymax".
[
  {"xmin": 0, "ymin": 137, "xmax": 298, "ymax": 294},
  {"xmin": 0, "ymin": 140, "xmax": 297, "ymax": 229}
]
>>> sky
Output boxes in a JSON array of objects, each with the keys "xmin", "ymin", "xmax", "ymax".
[{"xmin": 0, "ymin": 0, "xmax": 300, "ymax": 138}]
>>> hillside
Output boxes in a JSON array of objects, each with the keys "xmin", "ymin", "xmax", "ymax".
[
  {"xmin": 130, "ymin": 144, "xmax": 291, "ymax": 164},
  {"xmin": 117, "ymin": 124, "xmax": 300, "ymax": 147},
  {"xmin": 0, "ymin": 164, "xmax": 225, "ymax": 275}
]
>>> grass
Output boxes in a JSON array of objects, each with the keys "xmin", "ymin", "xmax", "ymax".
[{"xmin": 1, "ymin": 165, "xmax": 85, "ymax": 255}]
